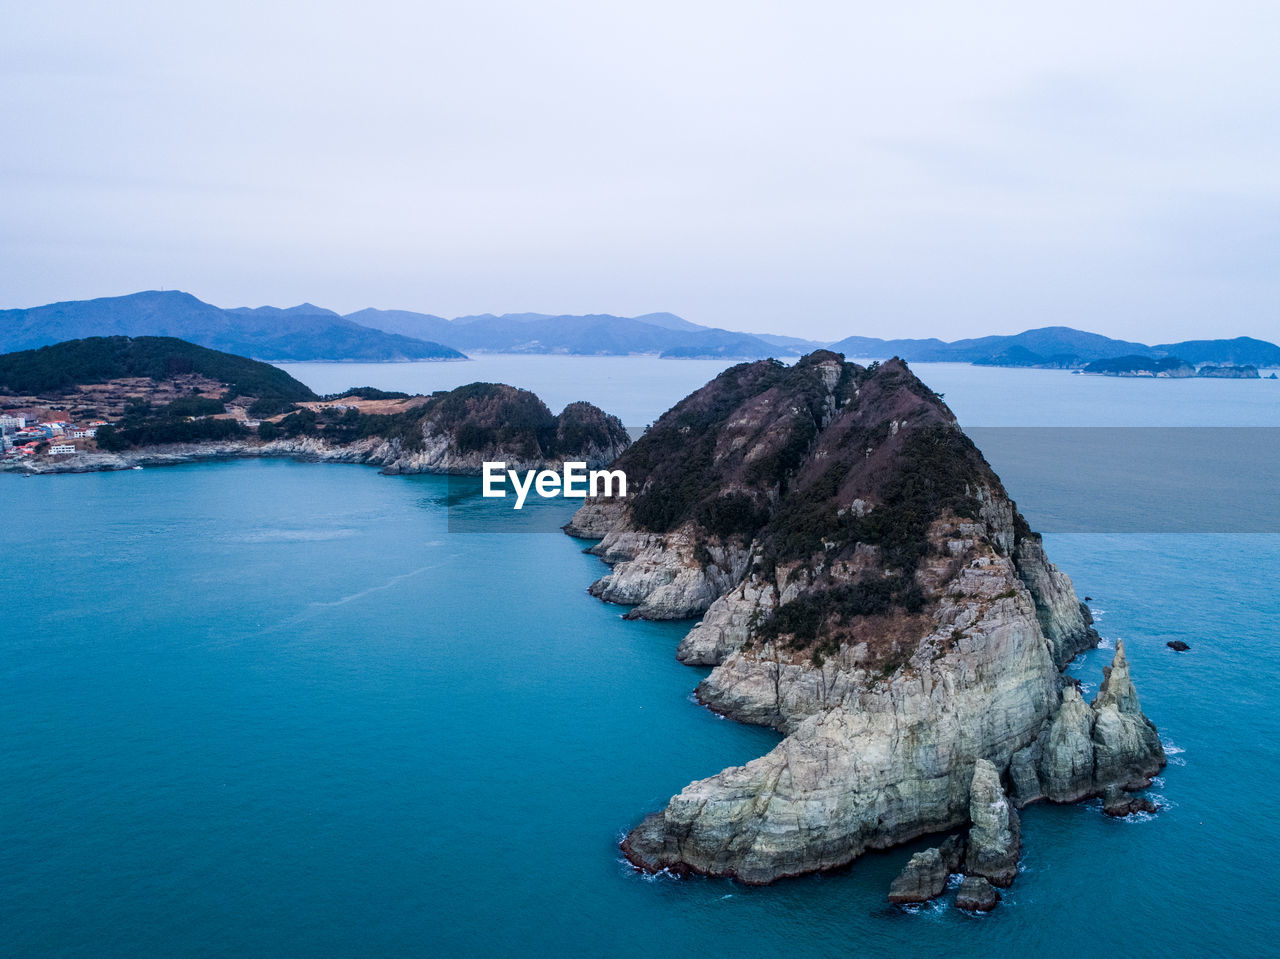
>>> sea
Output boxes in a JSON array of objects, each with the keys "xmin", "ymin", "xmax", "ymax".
[{"xmin": 3, "ymin": 357, "xmax": 1278, "ymax": 957}]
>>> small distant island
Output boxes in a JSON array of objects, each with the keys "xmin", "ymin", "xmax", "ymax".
[
  {"xmin": 1081, "ymin": 355, "xmax": 1261, "ymax": 378},
  {"xmin": 0, "ymin": 336, "xmax": 628, "ymax": 474}
]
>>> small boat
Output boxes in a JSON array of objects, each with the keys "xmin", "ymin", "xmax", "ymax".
[{"xmin": 132, "ymin": 465, "xmax": 143, "ymax": 470}]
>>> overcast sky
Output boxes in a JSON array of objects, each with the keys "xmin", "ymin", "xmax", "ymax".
[{"xmin": 4, "ymin": 1, "xmax": 1279, "ymax": 342}]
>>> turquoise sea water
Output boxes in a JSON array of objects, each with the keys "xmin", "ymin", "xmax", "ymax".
[{"xmin": 3, "ymin": 361, "xmax": 1279, "ymax": 957}]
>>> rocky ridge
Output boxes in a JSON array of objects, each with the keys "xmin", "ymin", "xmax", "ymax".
[{"xmin": 566, "ymin": 351, "xmax": 1166, "ymax": 890}]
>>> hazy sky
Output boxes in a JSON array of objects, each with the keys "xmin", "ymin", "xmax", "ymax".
[{"xmin": 4, "ymin": 1, "xmax": 1279, "ymax": 342}]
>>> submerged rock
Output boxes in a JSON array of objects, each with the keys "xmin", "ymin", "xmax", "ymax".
[
  {"xmin": 1167, "ymin": 640, "xmax": 1190, "ymax": 652},
  {"xmin": 963, "ymin": 760, "xmax": 1021, "ymax": 887},
  {"xmin": 954, "ymin": 876, "xmax": 1000, "ymax": 912}
]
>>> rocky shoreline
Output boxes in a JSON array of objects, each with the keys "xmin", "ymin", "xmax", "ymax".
[
  {"xmin": 3, "ymin": 436, "xmax": 367, "ymax": 475},
  {"xmin": 565, "ymin": 352, "xmax": 1167, "ymax": 897},
  {"xmin": 2, "ymin": 430, "xmax": 626, "ymax": 477},
  {"xmin": 4, "ymin": 386, "xmax": 630, "ymax": 477}
]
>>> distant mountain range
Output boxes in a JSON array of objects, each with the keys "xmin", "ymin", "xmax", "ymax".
[
  {"xmin": 0, "ymin": 292, "xmax": 793, "ymax": 362},
  {"xmin": 2, "ymin": 290, "xmax": 1277, "ymax": 368},
  {"xmin": 342, "ymin": 307, "xmax": 789, "ymax": 358},
  {"xmin": 829, "ymin": 327, "xmax": 1280, "ymax": 368},
  {"xmin": 0, "ymin": 292, "xmax": 464, "ymax": 363}
]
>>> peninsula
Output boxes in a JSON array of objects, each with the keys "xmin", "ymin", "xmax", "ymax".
[
  {"xmin": 566, "ymin": 352, "xmax": 1165, "ymax": 905},
  {"xmin": 0, "ymin": 336, "xmax": 627, "ymax": 474}
]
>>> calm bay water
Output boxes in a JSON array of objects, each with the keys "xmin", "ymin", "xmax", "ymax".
[
  {"xmin": 3, "ymin": 360, "xmax": 1279, "ymax": 957},
  {"xmin": 278, "ymin": 356, "xmax": 1280, "ymax": 426}
]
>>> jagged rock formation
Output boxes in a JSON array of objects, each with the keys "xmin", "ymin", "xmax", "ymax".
[
  {"xmin": 955, "ymin": 876, "xmax": 1000, "ymax": 911},
  {"xmin": 1030, "ymin": 685, "xmax": 1096, "ymax": 803},
  {"xmin": 1091, "ymin": 640, "xmax": 1166, "ymax": 787},
  {"xmin": 887, "ymin": 835, "xmax": 964, "ymax": 904},
  {"xmin": 889, "ymin": 644, "xmax": 1161, "ymax": 907},
  {"xmin": 568, "ymin": 351, "xmax": 1166, "ymax": 886},
  {"xmin": 963, "ymin": 759, "xmax": 1021, "ymax": 887},
  {"xmin": 1014, "ymin": 640, "xmax": 1166, "ymax": 807}
]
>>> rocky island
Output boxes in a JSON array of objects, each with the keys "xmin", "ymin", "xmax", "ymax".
[
  {"xmin": 1082, "ymin": 354, "xmax": 1261, "ymax": 378},
  {"xmin": 0, "ymin": 336, "xmax": 628, "ymax": 474},
  {"xmin": 566, "ymin": 351, "xmax": 1165, "ymax": 906}
]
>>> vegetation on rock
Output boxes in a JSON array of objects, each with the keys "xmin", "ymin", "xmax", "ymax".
[
  {"xmin": 0, "ymin": 336, "xmax": 316, "ymax": 401},
  {"xmin": 593, "ymin": 352, "xmax": 1004, "ymax": 662},
  {"xmin": 259, "ymin": 382, "xmax": 628, "ymax": 462}
]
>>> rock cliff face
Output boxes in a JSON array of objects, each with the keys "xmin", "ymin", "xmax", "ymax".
[
  {"xmin": 963, "ymin": 759, "xmax": 1021, "ymax": 887},
  {"xmin": 569, "ymin": 352, "xmax": 1165, "ymax": 885},
  {"xmin": 1016, "ymin": 639, "xmax": 1165, "ymax": 805}
]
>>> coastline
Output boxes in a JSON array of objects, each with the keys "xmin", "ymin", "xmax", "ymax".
[
  {"xmin": 1, "ymin": 429, "xmax": 625, "ymax": 478},
  {"xmin": 2, "ymin": 437, "xmax": 393, "ymax": 476}
]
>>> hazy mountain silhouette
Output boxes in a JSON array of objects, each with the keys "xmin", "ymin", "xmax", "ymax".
[
  {"xmin": 0, "ymin": 292, "xmax": 464, "ymax": 362},
  {"xmin": 830, "ymin": 325, "xmax": 1280, "ymax": 368},
  {"xmin": 4, "ymin": 292, "xmax": 1277, "ymax": 367}
]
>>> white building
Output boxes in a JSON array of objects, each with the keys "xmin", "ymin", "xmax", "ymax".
[
  {"xmin": 50, "ymin": 444, "xmax": 76, "ymax": 455},
  {"xmin": 0, "ymin": 415, "xmax": 26, "ymax": 429}
]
